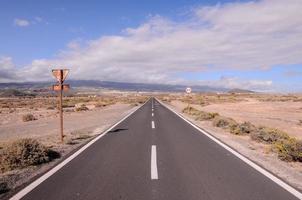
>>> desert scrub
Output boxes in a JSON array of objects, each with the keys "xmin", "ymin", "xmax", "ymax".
[
  {"xmin": 22, "ymin": 114, "xmax": 36, "ymax": 122},
  {"xmin": 195, "ymin": 111, "xmax": 219, "ymax": 121},
  {"xmin": 46, "ymin": 106, "xmax": 55, "ymax": 110},
  {"xmin": 212, "ymin": 116, "xmax": 237, "ymax": 129},
  {"xmin": 230, "ymin": 122, "xmax": 257, "ymax": 135},
  {"xmin": 75, "ymin": 104, "xmax": 89, "ymax": 112},
  {"xmin": 273, "ymin": 138, "xmax": 302, "ymax": 162},
  {"xmin": 0, "ymin": 139, "xmax": 60, "ymax": 173},
  {"xmin": 250, "ymin": 127, "xmax": 290, "ymax": 144},
  {"xmin": 182, "ymin": 106, "xmax": 201, "ymax": 116}
]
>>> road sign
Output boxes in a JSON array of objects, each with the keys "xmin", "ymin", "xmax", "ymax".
[
  {"xmin": 186, "ymin": 87, "xmax": 192, "ymax": 94},
  {"xmin": 51, "ymin": 69, "xmax": 70, "ymax": 143},
  {"xmin": 51, "ymin": 84, "xmax": 70, "ymax": 91},
  {"xmin": 52, "ymin": 69, "xmax": 69, "ymax": 82}
]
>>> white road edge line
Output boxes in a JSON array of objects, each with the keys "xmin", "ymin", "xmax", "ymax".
[
  {"xmin": 156, "ymin": 98, "xmax": 302, "ymax": 200},
  {"xmin": 151, "ymin": 145, "xmax": 158, "ymax": 180},
  {"xmin": 152, "ymin": 121, "xmax": 155, "ymax": 129},
  {"xmin": 10, "ymin": 99, "xmax": 150, "ymax": 200}
]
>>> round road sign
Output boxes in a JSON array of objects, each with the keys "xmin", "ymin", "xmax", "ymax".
[{"xmin": 186, "ymin": 87, "xmax": 192, "ymax": 94}]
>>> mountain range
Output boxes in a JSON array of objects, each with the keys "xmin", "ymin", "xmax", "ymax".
[{"xmin": 0, "ymin": 80, "xmax": 253, "ymax": 93}]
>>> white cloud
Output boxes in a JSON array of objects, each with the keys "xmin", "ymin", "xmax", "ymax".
[
  {"xmin": 207, "ymin": 76, "xmax": 273, "ymax": 92},
  {"xmin": 0, "ymin": 57, "xmax": 19, "ymax": 82},
  {"xmin": 6, "ymin": 0, "xmax": 302, "ymax": 91},
  {"xmin": 14, "ymin": 18, "xmax": 30, "ymax": 27}
]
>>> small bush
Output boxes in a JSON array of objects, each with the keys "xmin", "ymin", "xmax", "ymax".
[
  {"xmin": 47, "ymin": 106, "xmax": 55, "ymax": 110},
  {"xmin": 230, "ymin": 122, "xmax": 256, "ymax": 135},
  {"xmin": 75, "ymin": 104, "xmax": 89, "ymax": 112},
  {"xmin": 298, "ymin": 120, "xmax": 302, "ymax": 126},
  {"xmin": 250, "ymin": 127, "xmax": 290, "ymax": 144},
  {"xmin": 273, "ymin": 138, "xmax": 302, "ymax": 162},
  {"xmin": 195, "ymin": 112, "xmax": 219, "ymax": 121},
  {"xmin": 74, "ymin": 134, "xmax": 92, "ymax": 140},
  {"xmin": 212, "ymin": 116, "xmax": 237, "ymax": 129},
  {"xmin": 0, "ymin": 181, "xmax": 9, "ymax": 194},
  {"xmin": 22, "ymin": 114, "xmax": 36, "ymax": 122},
  {"xmin": 0, "ymin": 139, "xmax": 60, "ymax": 172},
  {"xmin": 95, "ymin": 102, "xmax": 108, "ymax": 107},
  {"xmin": 131, "ymin": 103, "xmax": 139, "ymax": 106},
  {"xmin": 182, "ymin": 106, "xmax": 201, "ymax": 116}
]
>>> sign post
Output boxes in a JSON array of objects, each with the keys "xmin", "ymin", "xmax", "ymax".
[
  {"xmin": 185, "ymin": 87, "xmax": 192, "ymax": 107},
  {"xmin": 51, "ymin": 69, "xmax": 70, "ymax": 143}
]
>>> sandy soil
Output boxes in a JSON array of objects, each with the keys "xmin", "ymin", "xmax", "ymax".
[
  {"xmin": 167, "ymin": 100, "xmax": 302, "ymax": 191},
  {"xmin": 173, "ymin": 98, "xmax": 302, "ymax": 139},
  {"xmin": 0, "ymin": 103, "xmax": 134, "ymax": 144}
]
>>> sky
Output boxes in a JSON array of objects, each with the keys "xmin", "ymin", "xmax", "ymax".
[{"xmin": 0, "ymin": 0, "xmax": 301, "ymax": 92}]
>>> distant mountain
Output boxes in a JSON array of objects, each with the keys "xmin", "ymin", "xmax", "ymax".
[
  {"xmin": 228, "ymin": 88, "xmax": 255, "ymax": 94},
  {"xmin": 0, "ymin": 80, "xmax": 229, "ymax": 93}
]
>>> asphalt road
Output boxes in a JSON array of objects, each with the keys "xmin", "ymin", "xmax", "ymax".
[{"xmin": 13, "ymin": 98, "xmax": 300, "ymax": 200}]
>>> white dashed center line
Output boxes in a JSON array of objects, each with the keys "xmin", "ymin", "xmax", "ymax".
[
  {"xmin": 151, "ymin": 145, "xmax": 158, "ymax": 180},
  {"xmin": 152, "ymin": 113, "xmax": 154, "ymax": 117},
  {"xmin": 152, "ymin": 121, "xmax": 155, "ymax": 129}
]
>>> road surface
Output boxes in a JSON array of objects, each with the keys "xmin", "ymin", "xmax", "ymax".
[{"xmin": 12, "ymin": 98, "xmax": 301, "ymax": 200}]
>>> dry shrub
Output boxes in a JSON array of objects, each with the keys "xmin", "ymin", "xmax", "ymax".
[
  {"xmin": 75, "ymin": 104, "xmax": 89, "ymax": 112},
  {"xmin": 95, "ymin": 101, "xmax": 110, "ymax": 107},
  {"xmin": 162, "ymin": 97, "xmax": 171, "ymax": 102},
  {"xmin": 131, "ymin": 103, "xmax": 139, "ymax": 106},
  {"xmin": 47, "ymin": 106, "xmax": 55, "ymax": 110},
  {"xmin": 212, "ymin": 116, "xmax": 237, "ymax": 129},
  {"xmin": 195, "ymin": 112, "xmax": 219, "ymax": 121},
  {"xmin": 273, "ymin": 138, "xmax": 302, "ymax": 162},
  {"xmin": 22, "ymin": 114, "xmax": 36, "ymax": 122},
  {"xmin": 230, "ymin": 122, "xmax": 256, "ymax": 135},
  {"xmin": 250, "ymin": 127, "xmax": 289, "ymax": 144},
  {"xmin": 0, "ymin": 139, "xmax": 60, "ymax": 173},
  {"xmin": 182, "ymin": 106, "xmax": 201, "ymax": 116}
]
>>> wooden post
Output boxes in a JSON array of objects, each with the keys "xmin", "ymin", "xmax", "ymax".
[{"xmin": 59, "ymin": 70, "xmax": 64, "ymax": 142}]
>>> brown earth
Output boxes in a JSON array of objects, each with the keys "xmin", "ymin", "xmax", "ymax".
[{"xmin": 172, "ymin": 98, "xmax": 302, "ymax": 139}]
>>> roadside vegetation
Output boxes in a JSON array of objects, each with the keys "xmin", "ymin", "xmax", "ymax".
[
  {"xmin": 0, "ymin": 138, "xmax": 60, "ymax": 173},
  {"xmin": 182, "ymin": 106, "xmax": 302, "ymax": 163},
  {"xmin": 0, "ymin": 139, "xmax": 61, "ymax": 194}
]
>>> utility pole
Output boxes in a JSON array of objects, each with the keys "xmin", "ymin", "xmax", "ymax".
[{"xmin": 51, "ymin": 69, "xmax": 70, "ymax": 142}]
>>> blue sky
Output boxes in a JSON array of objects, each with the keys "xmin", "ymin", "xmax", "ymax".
[
  {"xmin": 1, "ymin": 0, "xmax": 228, "ymax": 65},
  {"xmin": 0, "ymin": 0, "xmax": 301, "ymax": 92}
]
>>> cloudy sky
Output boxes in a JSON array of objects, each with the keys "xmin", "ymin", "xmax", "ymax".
[{"xmin": 0, "ymin": 0, "xmax": 301, "ymax": 92}]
